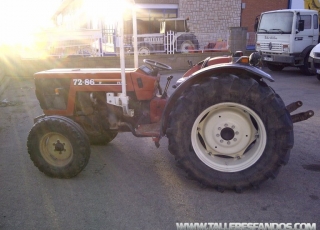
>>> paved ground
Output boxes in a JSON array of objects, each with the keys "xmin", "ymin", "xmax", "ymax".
[{"xmin": 0, "ymin": 67, "xmax": 319, "ymax": 230}]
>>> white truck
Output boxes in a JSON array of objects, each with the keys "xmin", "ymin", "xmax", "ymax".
[{"xmin": 255, "ymin": 9, "xmax": 319, "ymax": 75}]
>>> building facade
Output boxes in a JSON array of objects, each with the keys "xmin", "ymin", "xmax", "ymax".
[
  {"xmin": 240, "ymin": 0, "xmax": 289, "ymax": 32},
  {"xmin": 52, "ymin": 0, "xmax": 242, "ymax": 44},
  {"xmin": 51, "ymin": 0, "xmax": 289, "ymax": 52}
]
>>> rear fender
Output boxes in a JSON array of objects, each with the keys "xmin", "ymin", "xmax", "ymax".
[
  {"xmin": 182, "ymin": 56, "xmax": 232, "ymax": 78},
  {"xmin": 161, "ymin": 64, "xmax": 274, "ymax": 136}
]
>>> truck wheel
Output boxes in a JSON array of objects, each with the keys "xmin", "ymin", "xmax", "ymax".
[
  {"xmin": 167, "ymin": 74, "xmax": 293, "ymax": 191},
  {"xmin": 299, "ymin": 56, "xmax": 315, "ymax": 76},
  {"xmin": 266, "ymin": 62, "xmax": 284, "ymax": 71},
  {"xmin": 27, "ymin": 116, "xmax": 91, "ymax": 178}
]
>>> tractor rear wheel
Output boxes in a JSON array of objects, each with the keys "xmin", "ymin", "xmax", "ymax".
[
  {"xmin": 27, "ymin": 116, "xmax": 91, "ymax": 178},
  {"xmin": 167, "ymin": 74, "xmax": 293, "ymax": 191},
  {"xmin": 177, "ymin": 34, "xmax": 199, "ymax": 53}
]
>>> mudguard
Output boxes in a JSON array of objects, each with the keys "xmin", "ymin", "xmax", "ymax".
[{"xmin": 161, "ymin": 63, "xmax": 274, "ymax": 136}]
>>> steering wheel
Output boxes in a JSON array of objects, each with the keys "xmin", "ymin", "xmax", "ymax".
[{"xmin": 143, "ymin": 59, "xmax": 172, "ymax": 70}]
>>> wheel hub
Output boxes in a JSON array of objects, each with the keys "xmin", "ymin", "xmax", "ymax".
[
  {"xmin": 40, "ymin": 132, "xmax": 73, "ymax": 167},
  {"xmin": 220, "ymin": 127, "xmax": 235, "ymax": 141},
  {"xmin": 53, "ymin": 140, "xmax": 66, "ymax": 153}
]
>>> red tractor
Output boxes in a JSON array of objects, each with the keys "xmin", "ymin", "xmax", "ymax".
[{"xmin": 27, "ymin": 52, "xmax": 314, "ymax": 192}]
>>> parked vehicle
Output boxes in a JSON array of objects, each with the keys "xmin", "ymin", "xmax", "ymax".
[
  {"xmin": 255, "ymin": 9, "xmax": 318, "ymax": 75},
  {"xmin": 308, "ymin": 43, "xmax": 320, "ymax": 80},
  {"xmin": 27, "ymin": 52, "xmax": 314, "ymax": 192},
  {"xmin": 123, "ymin": 18, "xmax": 199, "ymax": 54}
]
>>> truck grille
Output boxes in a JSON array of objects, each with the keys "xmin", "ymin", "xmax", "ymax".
[{"xmin": 260, "ymin": 42, "xmax": 282, "ymax": 52}]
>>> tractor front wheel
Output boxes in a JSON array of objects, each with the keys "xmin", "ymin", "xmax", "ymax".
[
  {"xmin": 167, "ymin": 74, "xmax": 293, "ymax": 191},
  {"xmin": 27, "ymin": 116, "xmax": 91, "ymax": 178}
]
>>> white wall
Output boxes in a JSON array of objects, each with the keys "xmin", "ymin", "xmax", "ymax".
[{"xmin": 290, "ymin": 0, "xmax": 304, "ymax": 9}]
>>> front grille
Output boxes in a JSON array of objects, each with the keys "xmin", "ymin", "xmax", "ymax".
[{"xmin": 260, "ymin": 42, "xmax": 282, "ymax": 52}]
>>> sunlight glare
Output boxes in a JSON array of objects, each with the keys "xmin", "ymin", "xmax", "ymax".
[
  {"xmin": 83, "ymin": 0, "xmax": 132, "ymax": 25},
  {"xmin": 0, "ymin": 0, "xmax": 59, "ymax": 46}
]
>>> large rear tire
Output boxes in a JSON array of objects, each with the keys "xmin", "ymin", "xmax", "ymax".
[
  {"xmin": 27, "ymin": 116, "xmax": 91, "ymax": 178},
  {"xmin": 167, "ymin": 74, "xmax": 294, "ymax": 191}
]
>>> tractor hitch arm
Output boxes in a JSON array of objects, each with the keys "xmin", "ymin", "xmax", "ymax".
[
  {"xmin": 290, "ymin": 110, "xmax": 314, "ymax": 123},
  {"xmin": 286, "ymin": 101, "xmax": 303, "ymax": 113},
  {"xmin": 286, "ymin": 101, "xmax": 314, "ymax": 123}
]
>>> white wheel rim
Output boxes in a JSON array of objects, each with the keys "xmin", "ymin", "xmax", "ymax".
[
  {"xmin": 191, "ymin": 102, "xmax": 267, "ymax": 172},
  {"xmin": 139, "ymin": 47, "xmax": 150, "ymax": 55},
  {"xmin": 180, "ymin": 41, "xmax": 193, "ymax": 53}
]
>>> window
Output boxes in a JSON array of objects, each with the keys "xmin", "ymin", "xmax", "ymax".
[
  {"xmin": 297, "ymin": 15, "xmax": 311, "ymax": 29},
  {"xmin": 258, "ymin": 12, "xmax": 293, "ymax": 34},
  {"xmin": 314, "ymin": 14, "xmax": 318, "ymax": 29}
]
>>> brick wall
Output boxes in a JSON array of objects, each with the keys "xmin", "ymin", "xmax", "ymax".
[{"xmin": 241, "ymin": 0, "xmax": 289, "ymax": 32}]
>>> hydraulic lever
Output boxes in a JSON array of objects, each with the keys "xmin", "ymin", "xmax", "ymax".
[{"xmin": 161, "ymin": 75, "xmax": 173, "ymax": 99}]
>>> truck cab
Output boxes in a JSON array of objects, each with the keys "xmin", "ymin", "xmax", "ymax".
[{"xmin": 256, "ymin": 9, "xmax": 319, "ymax": 75}]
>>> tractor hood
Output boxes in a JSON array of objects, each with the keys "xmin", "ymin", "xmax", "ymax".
[{"xmin": 34, "ymin": 68, "xmax": 137, "ymax": 79}]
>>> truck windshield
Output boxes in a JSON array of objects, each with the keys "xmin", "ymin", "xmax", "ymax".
[{"xmin": 258, "ymin": 12, "xmax": 293, "ymax": 34}]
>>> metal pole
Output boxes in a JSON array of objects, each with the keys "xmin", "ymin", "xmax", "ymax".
[
  {"xmin": 119, "ymin": 11, "xmax": 126, "ymax": 97},
  {"xmin": 132, "ymin": 3, "xmax": 138, "ymax": 68}
]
